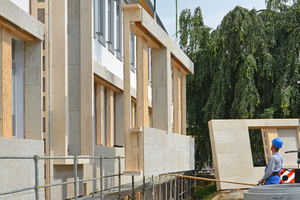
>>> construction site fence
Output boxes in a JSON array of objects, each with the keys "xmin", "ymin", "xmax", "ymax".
[{"xmin": 0, "ymin": 155, "xmax": 196, "ymax": 200}]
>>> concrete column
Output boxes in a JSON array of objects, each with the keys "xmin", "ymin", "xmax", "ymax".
[
  {"xmin": 115, "ymin": 92, "xmax": 124, "ymax": 146},
  {"xmin": 136, "ymin": 36, "xmax": 149, "ymax": 127},
  {"xmin": 181, "ymin": 73, "xmax": 186, "ymax": 135},
  {"xmin": 68, "ymin": 0, "xmax": 81, "ymax": 155},
  {"xmin": 80, "ymin": 0, "xmax": 94, "ymax": 155},
  {"xmin": 173, "ymin": 67, "xmax": 181, "ymax": 134},
  {"xmin": 152, "ymin": 48, "xmax": 172, "ymax": 132},
  {"xmin": 24, "ymin": 38, "xmax": 43, "ymax": 140},
  {"xmin": 51, "ymin": 0, "xmax": 69, "ymax": 156},
  {"xmin": 0, "ymin": 25, "xmax": 12, "ymax": 138}
]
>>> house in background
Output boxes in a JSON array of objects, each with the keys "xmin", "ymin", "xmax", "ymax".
[{"xmin": 0, "ymin": 0, "xmax": 194, "ymax": 199}]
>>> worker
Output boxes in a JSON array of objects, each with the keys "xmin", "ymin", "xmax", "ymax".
[{"xmin": 258, "ymin": 137, "xmax": 283, "ymax": 185}]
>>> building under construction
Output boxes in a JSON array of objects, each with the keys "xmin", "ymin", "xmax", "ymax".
[{"xmin": 0, "ymin": 0, "xmax": 194, "ymax": 199}]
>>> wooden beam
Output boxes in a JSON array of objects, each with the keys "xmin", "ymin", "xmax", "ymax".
[
  {"xmin": 181, "ymin": 72, "xmax": 186, "ymax": 135},
  {"xmin": 0, "ymin": 16, "xmax": 35, "ymax": 41},
  {"xmin": 0, "ymin": 25, "xmax": 12, "ymax": 138},
  {"xmin": 123, "ymin": 11, "xmax": 132, "ymax": 170},
  {"xmin": 96, "ymin": 82, "xmax": 105, "ymax": 145},
  {"xmin": 130, "ymin": 22, "xmax": 160, "ymax": 49},
  {"xmin": 249, "ymin": 126, "xmax": 299, "ymax": 129},
  {"xmin": 94, "ymin": 75, "xmax": 122, "ymax": 92},
  {"xmin": 265, "ymin": 128, "xmax": 278, "ymax": 163},
  {"xmin": 80, "ymin": 0, "xmax": 93, "ymax": 155},
  {"xmin": 52, "ymin": 0, "xmax": 68, "ymax": 156},
  {"xmin": 136, "ymin": 36, "xmax": 149, "ymax": 127},
  {"xmin": 132, "ymin": 101, "xmax": 136, "ymax": 128},
  {"xmin": 31, "ymin": 0, "xmax": 38, "ymax": 19},
  {"xmin": 173, "ymin": 67, "xmax": 181, "ymax": 134},
  {"xmin": 171, "ymin": 56, "xmax": 190, "ymax": 74},
  {"xmin": 261, "ymin": 128, "xmax": 268, "ymax": 165},
  {"xmin": 106, "ymin": 88, "xmax": 114, "ymax": 147}
]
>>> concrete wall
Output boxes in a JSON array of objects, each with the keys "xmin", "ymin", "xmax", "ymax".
[
  {"xmin": 0, "ymin": 0, "xmax": 43, "ymax": 40},
  {"xmin": 143, "ymin": 127, "xmax": 195, "ymax": 176},
  {"xmin": 208, "ymin": 119, "xmax": 299, "ymax": 190},
  {"xmin": 0, "ymin": 137, "xmax": 44, "ymax": 200}
]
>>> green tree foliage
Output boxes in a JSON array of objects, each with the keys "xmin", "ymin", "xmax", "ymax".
[{"xmin": 180, "ymin": 0, "xmax": 300, "ymax": 171}]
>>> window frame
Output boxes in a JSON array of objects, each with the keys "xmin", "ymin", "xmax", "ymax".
[
  {"xmin": 94, "ymin": 0, "xmax": 106, "ymax": 46},
  {"xmin": 115, "ymin": 0, "xmax": 122, "ymax": 60},
  {"xmin": 130, "ymin": 33, "xmax": 136, "ymax": 72},
  {"xmin": 107, "ymin": 0, "xmax": 115, "ymax": 53}
]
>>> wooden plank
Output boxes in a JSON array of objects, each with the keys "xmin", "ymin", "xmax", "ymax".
[
  {"xmin": 181, "ymin": 73, "xmax": 186, "ymax": 135},
  {"xmin": 136, "ymin": 36, "xmax": 149, "ymax": 127},
  {"xmin": 123, "ymin": 11, "xmax": 132, "ymax": 171},
  {"xmin": 173, "ymin": 67, "xmax": 181, "ymax": 134},
  {"xmin": 0, "ymin": 16, "xmax": 35, "ymax": 41},
  {"xmin": 31, "ymin": 0, "xmax": 38, "ymax": 19},
  {"xmin": 265, "ymin": 128, "xmax": 278, "ymax": 162},
  {"xmin": 261, "ymin": 128, "xmax": 268, "ymax": 165},
  {"xmin": 37, "ymin": 2, "xmax": 46, "ymax": 8},
  {"xmin": 96, "ymin": 82, "xmax": 105, "ymax": 145},
  {"xmin": 106, "ymin": 88, "xmax": 114, "ymax": 147},
  {"xmin": 249, "ymin": 126, "xmax": 298, "ymax": 129},
  {"xmin": 130, "ymin": 22, "xmax": 160, "ymax": 49},
  {"xmin": 0, "ymin": 25, "xmax": 12, "ymax": 138},
  {"xmin": 132, "ymin": 101, "xmax": 136, "ymax": 127},
  {"xmin": 52, "ymin": 0, "xmax": 68, "ymax": 156}
]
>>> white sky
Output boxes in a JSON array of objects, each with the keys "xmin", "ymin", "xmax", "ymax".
[{"xmin": 153, "ymin": 0, "xmax": 267, "ymax": 40}]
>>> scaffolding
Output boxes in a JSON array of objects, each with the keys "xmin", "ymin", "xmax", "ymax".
[{"xmin": 0, "ymin": 155, "xmax": 195, "ymax": 200}]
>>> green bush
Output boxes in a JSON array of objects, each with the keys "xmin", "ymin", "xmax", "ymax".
[{"xmin": 193, "ymin": 182, "xmax": 217, "ymax": 199}]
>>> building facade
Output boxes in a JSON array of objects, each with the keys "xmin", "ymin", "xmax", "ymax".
[{"xmin": 0, "ymin": 0, "xmax": 194, "ymax": 199}]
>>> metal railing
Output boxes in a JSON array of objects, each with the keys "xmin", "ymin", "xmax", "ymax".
[
  {"xmin": 0, "ymin": 155, "xmax": 196, "ymax": 200},
  {"xmin": 0, "ymin": 155, "xmax": 124, "ymax": 200}
]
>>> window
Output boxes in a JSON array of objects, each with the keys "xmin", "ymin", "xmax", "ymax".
[
  {"xmin": 148, "ymin": 48, "xmax": 151, "ymax": 85},
  {"xmin": 94, "ymin": 0, "xmax": 106, "ymax": 45},
  {"xmin": 116, "ymin": 0, "xmax": 122, "ymax": 60},
  {"xmin": 12, "ymin": 40, "xmax": 16, "ymax": 137},
  {"xmin": 107, "ymin": 0, "xmax": 115, "ymax": 53},
  {"xmin": 11, "ymin": 38, "xmax": 24, "ymax": 138},
  {"xmin": 130, "ymin": 33, "xmax": 135, "ymax": 72}
]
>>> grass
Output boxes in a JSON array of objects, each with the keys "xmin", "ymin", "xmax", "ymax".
[{"xmin": 193, "ymin": 182, "xmax": 217, "ymax": 200}]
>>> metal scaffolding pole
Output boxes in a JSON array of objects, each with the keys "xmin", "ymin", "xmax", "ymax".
[
  {"xmin": 181, "ymin": 177, "xmax": 183, "ymax": 200},
  {"xmin": 174, "ymin": 176, "xmax": 177, "ymax": 200},
  {"xmin": 165, "ymin": 174, "xmax": 167, "ymax": 200},
  {"xmin": 152, "ymin": 175, "xmax": 155, "ymax": 200},
  {"xmin": 34, "ymin": 155, "xmax": 39, "ymax": 200},
  {"xmin": 159, "ymin": 175, "xmax": 161, "ymax": 200},
  {"xmin": 100, "ymin": 156, "xmax": 103, "ymax": 200},
  {"xmin": 170, "ymin": 175, "xmax": 173, "ymax": 199},
  {"xmin": 118, "ymin": 156, "xmax": 121, "ymax": 200},
  {"xmin": 132, "ymin": 176, "xmax": 135, "ymax": 200}
]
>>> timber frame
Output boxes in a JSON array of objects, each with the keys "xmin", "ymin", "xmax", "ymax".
[{"xmin": 122, "ymin": 4, "xmax": 194, "ymax": 174}]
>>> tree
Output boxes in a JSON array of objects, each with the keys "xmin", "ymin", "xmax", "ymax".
[{"xmin": 180, "ymin": 1, "xmax": 300, "ymax": 171}]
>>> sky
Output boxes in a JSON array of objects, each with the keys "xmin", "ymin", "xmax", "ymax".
[{"xmin": 153, "ymin": 0, "xmax": 267, "ymax": 40}]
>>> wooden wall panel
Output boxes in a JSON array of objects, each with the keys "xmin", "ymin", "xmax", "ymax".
[{"xmin": 0, "ymin": 25, "xmax": 12, "ymax": 138}]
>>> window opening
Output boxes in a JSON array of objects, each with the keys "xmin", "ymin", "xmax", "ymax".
[
  {"xmin": 107, "ymin": 0, "xmax": 114, "ymax": 52},
  {"xmin": 12, "ymin": 40, "xmax": 16, "ymax": 137},
  {"xmin": 249, "ymin": 129, "xmax": 266, "ymax": 167},
  {"xmin": 116, "ymin": 0, "xmax": 122, "ymax": 60},
  {"xmin": 130, "ymin": 33, "xmax": 135, "ymax": 72}
]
